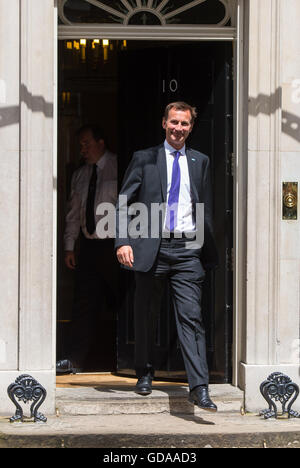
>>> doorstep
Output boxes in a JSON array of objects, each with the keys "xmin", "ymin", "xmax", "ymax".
[
  {"xmin": 55, "ymin": 374, "xmax": 244, "ymax": 415},
  {"xmin": 1, "ymin": 412, "xmax": 300, "ymax": 448}
]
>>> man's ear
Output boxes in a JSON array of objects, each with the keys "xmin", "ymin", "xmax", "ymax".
[{"xmin": 162, "ymin": 117, "xmax": 166, "ymax": 129}]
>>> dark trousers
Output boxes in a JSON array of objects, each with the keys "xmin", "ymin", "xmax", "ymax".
[
  {"xmin": 134, "ymin": 236, "xmax": 209, "ymax": 390},
  {"xmin": 67, "ymin": 236, "xmax": 117, "ymax": 367}
]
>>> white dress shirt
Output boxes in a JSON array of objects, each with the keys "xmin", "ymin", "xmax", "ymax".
[
  {"xmin": 64, "ymin": 150, "xmax": 118, "ymax": 250},
  {"xmin": 163, "ymin": 140, "xmax": 195, "ymax": 233}
]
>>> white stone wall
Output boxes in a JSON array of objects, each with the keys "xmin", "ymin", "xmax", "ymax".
[
  {"xmin": 241, "ymin": 0, "xmax": 300, "ymax": 412},
  {"xmin": 279, "ymin": 0, "xmax": 300, "ymax": 364},
  {"xmin": 0, "ymin": 0, "xmax": 19, "ymax": 375},
  {"xmin": 0, "ymin": 0, "xmax": 56, "ymax": 414}
]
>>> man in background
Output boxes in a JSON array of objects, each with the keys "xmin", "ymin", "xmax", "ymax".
[{"xmin": 56, "ymin": 124, "xmax": 118, "ymax": 374}]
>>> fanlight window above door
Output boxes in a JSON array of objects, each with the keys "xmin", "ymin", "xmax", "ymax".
[{"xmin": 58, "ymin": 0, "xmax": 236, "ymax": 26}]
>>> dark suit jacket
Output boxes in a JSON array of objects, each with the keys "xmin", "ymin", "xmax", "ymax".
[{"xmin": 115, "ymin": 144, "xmax": 218, "ymax": 272}]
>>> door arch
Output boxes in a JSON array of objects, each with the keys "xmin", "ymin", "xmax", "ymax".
[{"xmin": 58, "ymin": 0, "xmax": 237, "ymax": 40}]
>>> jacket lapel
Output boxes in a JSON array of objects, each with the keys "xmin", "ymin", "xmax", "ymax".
[
  {"xmin": 186, "ymin": 148, "xmax": 199, "ymax": 203},
  {"xmin": 156, "ymin": 144, "xmax": 167, "ymax": 201},
  {"xmin": 156, "ymin": 145, "xmax": 200, "ymax": 203}
]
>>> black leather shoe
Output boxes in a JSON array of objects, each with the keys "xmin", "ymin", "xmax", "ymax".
[
  {"xmin": 135, "ymin": 375, "xmax": 153, "ymax": 395},
  {"xmin": 189, "ymin": 386, "xmax": 217, "ymax": 412},
  {"xmin": 56, "ymin": 359, "xmax": 82, "ymax": 375}
]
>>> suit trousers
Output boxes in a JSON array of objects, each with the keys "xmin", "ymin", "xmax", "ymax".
[{"xmin": 134, "ymin": 236, "xmax": 209, "ymax": 390}]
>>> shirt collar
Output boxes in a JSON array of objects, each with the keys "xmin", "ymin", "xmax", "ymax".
[
  {"xmin": 95, "ymin": 151, "xmax": 108, "ymax": 170},
  {"xmin": 164, "ymin": 139, "xmax": 186, "ymax": 156}
]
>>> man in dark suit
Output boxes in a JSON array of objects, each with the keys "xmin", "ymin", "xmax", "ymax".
[{"xmin": 115, "ymin": 102, "xmax": 218, "ymax": 412}]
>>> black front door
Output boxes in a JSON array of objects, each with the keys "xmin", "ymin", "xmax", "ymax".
[{"xmin": 117, "ymin": 42, "xmax": 233, "ymax": 383}]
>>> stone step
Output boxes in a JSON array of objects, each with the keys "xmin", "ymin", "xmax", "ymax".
[
  {"xmin": 2, "ymin": 409, "xmax": 300, "ymax": 448},
  {"xmin": 56, "ymin": 384, "xmax": 244, "ymax": 416}
]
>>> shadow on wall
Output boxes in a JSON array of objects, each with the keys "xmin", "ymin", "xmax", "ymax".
[
  {"xmin": 248, "ymin": 87, "xmax": 300, "ymax": 144},
  {"xmin": 0, "ymin": 83, "xmax": 53, "ymax": 128}
]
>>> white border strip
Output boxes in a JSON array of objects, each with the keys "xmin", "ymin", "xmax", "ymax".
[
  {"xmin": 58, "ymin": 25, "xmax": 236, "ymax": 40},
  {"xmin": 53, "ymin": 0, "xmax": 58, "ymax": 370},
  {"xmin": 232, "ymin": 0, "xmax": 244, "ymax": 387}
]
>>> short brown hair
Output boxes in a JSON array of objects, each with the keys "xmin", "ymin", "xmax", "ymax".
[{"xmin": 164, "ymin": 101, "xmax": 197, "ymax": 124}]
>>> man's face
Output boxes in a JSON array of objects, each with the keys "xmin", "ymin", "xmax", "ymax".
[
  {"xmin": 79, "ymin": 130, "xmax": 104, "ymax": 164},
  {"xmin": 162, "ymin": 108, "xmax": 194, "ymax": 150}
]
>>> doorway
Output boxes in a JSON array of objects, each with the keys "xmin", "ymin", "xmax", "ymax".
[{"xmin": 56, "ymin": 40, "xmax": 233, "ymax": 383}]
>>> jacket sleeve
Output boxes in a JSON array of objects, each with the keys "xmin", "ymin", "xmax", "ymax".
[
  {"xmin": 115, "ymin": 152, "xmax": 143, "ymax": 250},
  {"xmin": 63, "ymin": 171, "xmax": 81, "ymax": 251},
  {"xmin": 200, "ymin": 157, "xmax": 219, "ymax": 270}
]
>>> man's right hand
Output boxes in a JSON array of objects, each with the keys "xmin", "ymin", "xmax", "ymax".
[
  {"xmin": 65, "ymin": 251, "xmax": 76, "ymax": 270},
  {"xmin": 116, "ymin": 245, "xmax": 134, "ymax": 268}
]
